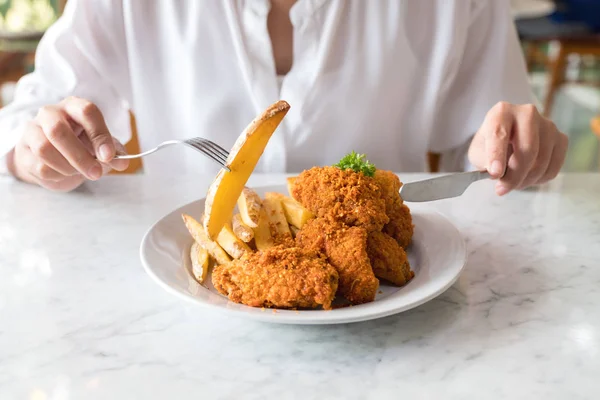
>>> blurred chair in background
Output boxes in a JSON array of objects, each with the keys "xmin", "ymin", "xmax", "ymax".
[
  {"xmin": 592, "ymin": 115, "xmax": 600, "ymax": 170},
  {"xmin": 517, "ymin": 0, "xmax": 600, "ymax": 116},
  {"xmin": 592, "ymin": 115, "xmax": 600, "ymax": 135}
]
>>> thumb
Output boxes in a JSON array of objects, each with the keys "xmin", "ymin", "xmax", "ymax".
[
  {"xmin": 485, "ymin": 126, "xmax": 511, "ymax": 179},
  {"xmin": 109, "ymin": 138, "xmax": 130, "ymax": 172},
  {"xmin": 480, "ymin": 102, "xmax": 514, "ymax": 178},
  {"xmin": 61, "ymin": 96, "xmax": 116, "ymax": 163}
]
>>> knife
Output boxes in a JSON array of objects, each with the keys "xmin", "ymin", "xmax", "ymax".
[{"xmin": 399, "ymin": 170, "xmax": 490, "ymax": 202}]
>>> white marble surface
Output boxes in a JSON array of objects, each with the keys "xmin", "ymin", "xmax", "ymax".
[{"xmin": 0, "ymin": 173, "xmax": 599, "ymax": 400}]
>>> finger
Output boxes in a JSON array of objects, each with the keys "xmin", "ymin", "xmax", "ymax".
[
  {"xmin": 36, "ymin": 105, "xmax": 103, "ymax": 180},
  {"xmin": 12, "ymin": 141, "xmax": 40, "ymax": 184},
  {"xmin": 540, "ymin": 132, "xmax": 568, "ymax": 183},
  {"xmin": 25, "ymin": 121, "xmax": 79, "ymax": 176},
  {"xmin": 482, "ymin": 102, "xmax": 514, "ymax": 178},
  {"xmin": 497, "ymin": 104, "xmax": 540, "ymax": 194},
  {"xmin": 520, "ymin": 119, "xmax": 557, "ymax": 188},
  {"xmin": 61, "ymin": 96, "xmax": 115, "ymax": 162},
  {"xmin": 17, "ymin": 141, "xmax": 65, "ymax": 182},
  {"xmin": 78, "ymin": 132, "xmax": 95, "ymax": 155},
  {"xmin": 109, "ymin": 138, "xmax": 130, "ymax": 172},
  {"xmin": 80, "ymin": 134, "xmax": 128, "ymax": 172},
  {"xmin": 39, "ymin": 174, "xmax": 86, "ymax": 192},
  {"xmin": 30, "ymin": 162, "xmax": 65, "ymax": 182}
]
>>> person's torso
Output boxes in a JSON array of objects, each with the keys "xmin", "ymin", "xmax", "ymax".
[{"xmin": 121, "ymin": 0, "xmax": 477, "ymax": 175}]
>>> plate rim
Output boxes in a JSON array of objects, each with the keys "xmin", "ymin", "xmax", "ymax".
[{"xmin": 140, "ymin": 185, "xmax": 467, "ymax": 325}]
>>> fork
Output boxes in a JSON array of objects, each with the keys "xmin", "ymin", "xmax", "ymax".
[{"xmin": 110, "ymin": 137, "xmax": 230, "ymax": 171}]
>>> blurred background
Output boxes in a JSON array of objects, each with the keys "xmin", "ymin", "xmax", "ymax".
[{"xmin": 0, "ymin": 0, "xmax": 598, "ymax": 173}]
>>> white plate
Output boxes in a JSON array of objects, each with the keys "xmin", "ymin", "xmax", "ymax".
[{"xmin": 140, "ymin": 184, "xmax": 466, "ymax": 324}]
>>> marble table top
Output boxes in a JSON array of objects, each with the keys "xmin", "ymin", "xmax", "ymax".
[{"xmin": 0, "ymin": 173, "xmax": 598, "ymax": 399}]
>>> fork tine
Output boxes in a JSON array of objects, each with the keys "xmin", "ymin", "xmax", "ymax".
[
  {"xmin": 188, "ymin": 139, "xmax": 228, "ymax": 164},
  {"xmin": 186, "ymin": 139, "xmax": 230, "ymax": 171},
  {"xmin": 198, "ymin": 147, "xmax": 230, "ymax": 170},
  {"xmin": 196, "ymin": 138, "xmax": 230, "ymax": 159}
]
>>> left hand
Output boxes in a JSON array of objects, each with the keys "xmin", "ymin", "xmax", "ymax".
[{"xmin": 468, "ymin": 102, "xmax": 569, "ymax": 196}]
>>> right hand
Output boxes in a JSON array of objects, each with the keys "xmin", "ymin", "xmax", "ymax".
[{"xmin": 8, "ymin": 96, "xmax": 129, "ymax": 192}]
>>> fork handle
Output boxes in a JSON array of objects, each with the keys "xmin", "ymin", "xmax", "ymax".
[
  {"xmin": 112, "ymin": 154, "xmax": 143, "ymax": 160},
  {"xmin": 96, "ymin": 147, "xmax": 160, "ymax": 160},
  {"xmin": 94, "ymin": 154, "xmax": 142, "ymax": 160}
]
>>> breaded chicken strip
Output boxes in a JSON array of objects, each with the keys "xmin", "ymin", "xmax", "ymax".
[
  {"xmin": 373, "ymin": 170, "xmax": 414, "ymax": 248},
  {"xmin": 367, "ymin": 231, "xmax": 414, "ymax": 286},
  {"xmin": 297, "ymin": 218, "xmax": 379, "ymax": 304},
  {"xmin": 212, "ymin": 246, "xmax": 338, "ymax": 310},
  {"xmin": 292, "ymin": 166, "xmax": 389, "ymax": 232}
]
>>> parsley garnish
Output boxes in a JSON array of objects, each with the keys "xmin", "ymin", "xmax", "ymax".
[{"xmin": 333, "ymin": 151, "xmax": 376, "ymax": 177}]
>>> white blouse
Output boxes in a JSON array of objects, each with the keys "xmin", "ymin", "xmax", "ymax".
[{"xmin": 0, "ymin": 0, "xmax": 533, "ymax": 177}]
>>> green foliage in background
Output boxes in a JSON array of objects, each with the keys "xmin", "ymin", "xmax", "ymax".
[
  {"xmin": 0, "ymin": 0, "xmax": 58, "ymax": 32},
  {"xmin": 567, "ymin": 131, "xmax": 598, "ymax": 171}
]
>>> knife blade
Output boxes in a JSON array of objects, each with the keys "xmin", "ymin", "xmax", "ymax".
[{"xmin": 399, "ymin": 171, "xmax": 490, "ymax": 202}]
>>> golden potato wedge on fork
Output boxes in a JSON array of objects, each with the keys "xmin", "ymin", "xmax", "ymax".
[{"xmin": 204, "ymin": 101, "xmax": 290, "ymax": 239}]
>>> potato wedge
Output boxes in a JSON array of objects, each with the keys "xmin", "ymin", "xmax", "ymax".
[
  {"xmin": 204, "ymin": 101, "xmax": 291, "ymax": 239},
  {"xmin": 286, "ymin": 176, "xmax": 297, "ymax": 197},
  {"xmin": 289, "ymin": 225, "xmax": 299, "ymax": 238},
  {"xmin": 281, "ymin": 196, "xmax": 314, "ymax": 229},
  {"xmin": 182, "ymin": 214, "xmax": 231, "ymax": 265},
  {"xmin": 264, "ymin": 193, "xmax": 292, "ymax": 237},
  {"xmin": 216, "ymin": 223, "xmax": 252, "ymax": 259},
  {"xmin": 237, "ymin": 187, "xmax": 262, "ymax": 228},
  {"xmin": 232, "ymin": 213, "xmax": 254, "ymax": 243},
  {"xmin": 190, "ymin": 242, "xmax": 210, "ymax": 283},
  {"xmin": 267, "ymin": 192, "xmax": 314, "ymax": 229},
  {"xmin": 252, "ymin": 206, "xmax": 275, "ymax": 251}
]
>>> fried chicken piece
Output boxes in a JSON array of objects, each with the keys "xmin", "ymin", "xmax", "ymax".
[
  {"xmin": 373, "ymin": 169, "xmax": 402, "ymax": 209},
  {"xmin": 297, "ymin": 218, "xmax": 379, "ymax": 304},
  {"xmin": 292, "ymin": 166, "xmax": 388, "ymax": 232},
  {"xmin": 367, "ymin": 231, "xmax": 414, "ymax": 286},
  {"xmin": 272, "ymin": 232, "xmax": 295, "ymax": 248},
  {"xmin": 383, "ymin": 203, "xmax": 414, "ymax": 249},
  {"xmin": 295, "ymin": 217, "xmax": 327, "ymax": 254},
  {"xmin": 212, "ymin": 246, "xmax": 339, "ymax": 310},
  {"xmin": 372, "ymin": 169, "xmax": 414, "ymax": 248}
]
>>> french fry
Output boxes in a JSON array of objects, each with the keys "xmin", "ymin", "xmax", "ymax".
[
  {"xmin": 268, "ymin": 193, "xmax": 314, "ymax": 229},
  {"xmin": 190, "ymin": 242, "xmax": 210, "ymax": 283},
  {"xmin": 252, "ymin": 206, "xmax": 275, "ymax": 251},
  {"xmin": 182, "ymin": 214, "xmax": 231, "ymax": 265},
  {"xmin": 264, "ymin": 193, "xmax": 292, "ymax": 237},
  {"xmin": 204, "ymin": 101, "xmax": 291, "ymax": 239},
  {"xmin": 237, "ymin": 187, "xmax": 262, "ymax": 228},
  {"xmin": 216, "ymin": 223, "xmax": 252, "ymax": 259},
  {"xmin": 232, "ymin": 213, "xmax": 254, "ymax": 243},
  {"xmin": 286, "ymin": 176, "xmax": 297, "ymax": 197}
]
